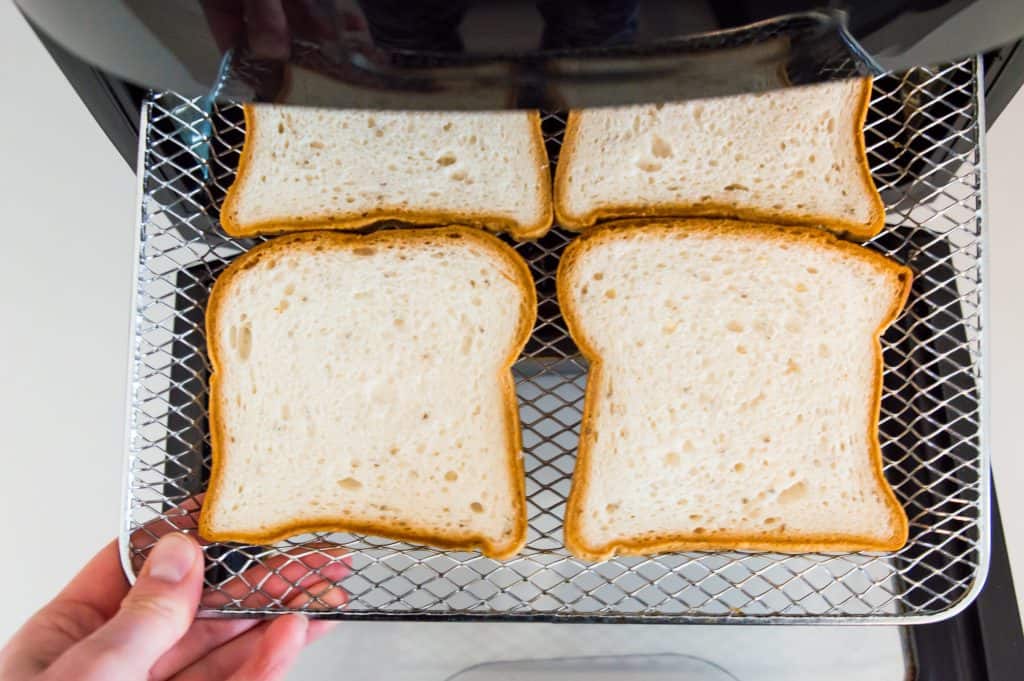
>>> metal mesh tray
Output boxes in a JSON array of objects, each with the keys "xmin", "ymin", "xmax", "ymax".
[{"xmin": 121, "ymin": 58, "xmax": 988, "ymax": 624}]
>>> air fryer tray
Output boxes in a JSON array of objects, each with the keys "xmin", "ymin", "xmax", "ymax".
[{"xmin": 121, "ymin": 57, "xmax": 988, "ymax": 624}]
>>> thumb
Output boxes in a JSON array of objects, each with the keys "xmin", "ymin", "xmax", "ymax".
[{"xmin": 42, "ymin": 532, "xmax": 203, "ymax": 681}]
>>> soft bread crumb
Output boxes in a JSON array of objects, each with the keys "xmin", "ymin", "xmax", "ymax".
[
  {"xmin": 555, "ymin": 79, "xmax": 883, "ymax": 238},
  {"xmin": 223, "ymin": 107, "xmax": 553, "ymax": 240},
  {"xmin": 200, "ymin": 228, "xmax": 535, "ymax": 559},
  {"xmin": 559, "ymin": 219, "xmax": 911, "ymax": 561}
]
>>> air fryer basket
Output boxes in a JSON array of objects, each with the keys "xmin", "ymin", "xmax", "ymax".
[{"xmin": 122, "ymin": 58, "xmax": 987, "ymax": 623}]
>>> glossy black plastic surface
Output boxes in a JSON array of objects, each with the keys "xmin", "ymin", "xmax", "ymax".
[{"xmin": 16, "ymin": 0, "xmax": 1024, "ymax": 109}]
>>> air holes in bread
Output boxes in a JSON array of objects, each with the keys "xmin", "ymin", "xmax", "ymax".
[{"xmin": 235, "ymin": 323, "xmax": 253, "ymax": 360}]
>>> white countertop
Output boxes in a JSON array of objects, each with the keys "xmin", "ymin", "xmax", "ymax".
[{"xmin": 2, "ymin": 2, "xmax": 1023, "ymax": 678}]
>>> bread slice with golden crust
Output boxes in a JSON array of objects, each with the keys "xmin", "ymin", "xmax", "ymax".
[
  {"xmin": 554, "ymin": 78, "xmax": 883, "ymax": 240},
  {"xmin": 199, "ymin": 228, "xmax": 535, "ymax": 559},
  {"xmin": 221, "ymin": 106, "xmax": 553, "ymax": 240},
  {"xmin": 558, "ymin": 219, "xmax": 910, "ymax": 561}
]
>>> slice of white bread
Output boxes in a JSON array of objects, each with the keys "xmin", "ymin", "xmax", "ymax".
[
  {"xmin": 558, "ymin": 219, "xmax": 911, "ymax": 561},
  {"xmin": 221, "ymin": 106, "xmax": 553, "ymax": 240},
  {"xmin": 199, "ymin": 228, "xmax": 536, "ymax": 559},
  {"xmin": 554, "ymin": 78, "xmax": 883, "ymax": 239}
]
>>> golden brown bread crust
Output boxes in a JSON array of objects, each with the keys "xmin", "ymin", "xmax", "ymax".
[
  {"xmin": 557, "ymin": 218, "xmax": 912, "ymax": 561},
  {"xmin": 553, "ymin": 78, "xmax": 885, "ymax": 241},
  {"xmin": 198, "ymin": 227, "xmax": 536, "ymax": 559},
  {"xmin": 220, "ymin": 108, "xmax": 554, "ymax": 241}
]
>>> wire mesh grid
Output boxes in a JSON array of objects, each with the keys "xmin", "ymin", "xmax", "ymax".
[{"xmin": 121, "ymin": 58, "xmax": 987, "ymax": 623}]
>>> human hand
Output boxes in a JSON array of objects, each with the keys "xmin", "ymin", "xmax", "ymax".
[{"xmin": 0, "ymin": 520, "xmax": 348, "ymax": 680}]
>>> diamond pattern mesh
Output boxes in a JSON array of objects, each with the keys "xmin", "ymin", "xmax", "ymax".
[{"xmin": 123, "ymin": 58, "xmax": 987, "ymax": 623}]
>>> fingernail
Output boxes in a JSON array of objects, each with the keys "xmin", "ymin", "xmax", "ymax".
[
  {"xmin": 284, "ymin": 614, "xmax": 310, "ymax": 639},
  {"xmin": 293, "ymin": 614, "xmax": 309, "ymax": 630},
  {"xmin": 146, "ymin": 533, "xmax": 196, "ymax": 583}
]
